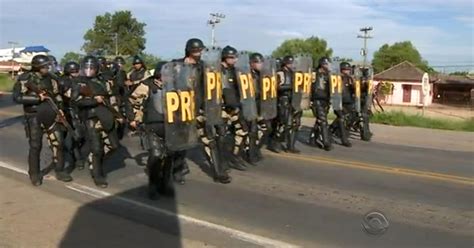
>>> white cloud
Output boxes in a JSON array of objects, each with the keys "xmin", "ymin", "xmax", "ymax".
[
  {"xmin": 0, "ymin": 0, "xmax": 472, "ymax": 65},
  {"xmin": 265, "ymin": 30, "xmax": 304, "ymax": 38}
]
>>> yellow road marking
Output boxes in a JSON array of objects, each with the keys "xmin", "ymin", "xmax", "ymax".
[{"xmin": 268, "ymin": 152, "xmax": 474, "ymax": 186}]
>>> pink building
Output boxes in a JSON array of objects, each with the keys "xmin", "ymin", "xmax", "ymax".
[{"xmin": 373, "ymin": 61, "xmax": 435, "ymax": 106}]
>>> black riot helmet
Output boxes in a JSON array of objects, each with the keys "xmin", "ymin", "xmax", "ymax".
[
  {"xmin": 275, "ymin": 57, "xmax": 282, "ymax": 68},
  {"xmin": 108, "ymin": 62, "xmax": 120, "ymax": 76},
  {"xmin": 114, "ymin": 56, "xmax": 125, "ymax": 65},
  {"xmin": 47, "ymin": 55, "xmax": 58, "ymax": 73},
  {"xmin": 47, "ymin": 55, "xmax": 57, "ymax": 65},
  {"xmin": 339, "ymin": 62, "xmax": 352, "ymax": 72},
  {"xmin": 31, "ymin": 55, "xmax": 50, "ymax": 72},
  {"xmin": 132, "ymin": 55, "xmax": 144, "ymax": 65},
  {"xmin": 153, "ymin": 61, "xmax": 168, "ymax": 79},
  {"xmin": 250, "ymin": 53, "xmax": 264, "ymax": 63},
  {"xmin": 81, "ymin": 55, "xmax": 99, "ymax": 78},
  {"xmin": 97, "ymin": 56, "xmax": 107, "ymax": 66},
  {"xmin": 185, "ymin": 38, "xmax": 205, "ymax": 55},
  {"xmin": 221, "ymin": 45, "xmax": 238, "ymax": 59},
  {"xmin": 282, "ymin": 55, "xmax": 294, "ymax": 66},
  {"xmin": 63, "ymin": 61, "xmax": 80, "ymax": 75},
  {"xmin": 318, "ymin": 57, "xmax": 331, "ymax": 67}
]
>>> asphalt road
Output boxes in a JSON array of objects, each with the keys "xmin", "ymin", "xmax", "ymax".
[{"xmin": 0, "ymin": 96, "xmax": 473, "ymax": 247}]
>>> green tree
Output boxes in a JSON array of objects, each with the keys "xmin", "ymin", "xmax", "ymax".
[
  {"xmin": 82, "ymin": 11, "xmax": 146, "ymax": 56},
  {"xmin": 60, "ymin": 52, "xmax": 83, "ymax": 65},
  {"xmin": 272, "ymin": 36, "xmax": 333, "ymax": 63},
  {"xmin": 372, "ymin": 41, "xmax": 432, "ymax": 73}
]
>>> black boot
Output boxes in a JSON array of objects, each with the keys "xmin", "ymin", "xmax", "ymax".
[
  {"xmin": 267, "ymin": 139, "xmax": 283, "ymax": 153},
  {"xmin": 286, "ymin": 130, "xmax": 300, "ymax": 154},
  {"xmin": 173, "ymin": 155, "xmax": 189, "ymax": 185},
  {"xmin": 210, "ymin": 145, "xmax": 232, "ymax": 184},
  {"xmin": 161, "ymin": 157, "xmax": 175, "ymax": 196},
  {"xmin": 91, "ymin": 156, "xmax": 108, "ymax": 188},
  {"xmin": 55, "ymin": 170, "xmax": 73, "ymax": 182},
  {"xmin": 338, "ymin": 118, "xmax": 352, "ymax": 147},
  {"xmin": 308, "ymin": 127, "xmax": 318, "ymax": 147},
  {"xmin": 29, "ymin": 174, "xmax": 43, "ymax": 186},
  {"xmin": 54, "ymin": 148, "xmax": 73, "ymax": 182},
  {"xmin": 75, "ymin": 159, "xmax": 85, "ymax": 170},
  {"xmin": 228, "ymin": 155, "xmax": 248, "ymax": 171},
  {"xmin": 320, "ymin": 122, "xmax": 333, "ymax": 151}
]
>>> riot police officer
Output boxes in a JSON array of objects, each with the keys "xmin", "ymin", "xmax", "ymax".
[
  {"xmin": 13, "ymin": 55, "xmax": 73, "ymax": 185},
  {"xmin": 269, "ymin": 55, "xmax": 302, "ymax": 153},
  {"xmin": 72, "ymin": 56, "xmax": 120, "ymax": 188},
  {"xmin": 330, "ymin": 62, "xmax": 354, "ymax": 147},
  {"xmin": 127, "ymin": 55, "xmax": 151, "ymax": 88},
  {"xmin": 359, "ymin": 67, "xmax": 373, "ymax": 141},
  {"xmin": 248, "ymin": 52, "xmax": 268, "ymax": 163},
  {"xmin": 188, "ymin": 41, "xmax": 233, "ymax": 183},
  {"xmin": 127, "ymin": 61, "xmax": 181, "ymax": 199},
  {"xmin": 47, "ymin": 55, "xmax": 61, "ymax": 76},
  {"xmin": 61, "ymin": 61, "xmax": 87, "ymax": 169},
  {"xmin": 309, "ymin": 57, "xmax": 333, "ymax": 151},
  {"xmin": 221, "ymin": 45, "xmax": 252, "ymax": 170}
]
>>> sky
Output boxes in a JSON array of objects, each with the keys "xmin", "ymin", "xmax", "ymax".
[{"xmin": 0, "ymin": 0, "xmax": 473, "ymax": 68}]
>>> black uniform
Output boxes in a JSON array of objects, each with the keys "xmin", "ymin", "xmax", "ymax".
[
  {"xmin": 12, "ymin": 55, "xmax": 72, "ymax": 185},
  {"xmin": 330, "ymin": 72, "xmax": 354, "ymax": 147},
  {"xmin": 248, "ymin": 67, "xmax": 269, "ymax": 162},
  {"xmin": 221, "ymin": 62, "xmax": 252, "ymax": 170},
  {"xmin": 359, "ymin": 72, "xmax": 373, "ymax": 141},
  {"xmin": 72, "ymin": 56, "xmax": 120, "ymax": 188},
  {"xmin": 126, "ymin": 64, "xmax": 181, "ymax": 199},
  {"xmin": 60, "ymin": 64, "xmax": 87, "ymax": 169},
  {"xmin": 309, "ymin": 65, "xmax": 333, "ymax": 150},
  {"xmin": 270, "ymin": 59, "xmax": 302, "ymax": 153}
]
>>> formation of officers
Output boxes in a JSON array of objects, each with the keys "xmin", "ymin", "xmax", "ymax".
[{"xmin": 13, "ymin": 38, "xmax": 373, "ymax": 199}]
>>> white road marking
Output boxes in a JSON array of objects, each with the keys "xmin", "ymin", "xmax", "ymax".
[{"xmin": 0, "ymin": 160, "xmax": 298, "ymax": 248}]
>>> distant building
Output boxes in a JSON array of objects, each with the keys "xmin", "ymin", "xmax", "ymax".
[
  {"xmin": 433, "ymin": 74, "xmax": 474, "ymax": 107},
  {"xmin": 373, "ymin": 61, "xmax": 435, "ymax": 106},
  {"xmin": 0, "ymin": 45, "xmax": 50, "ymax": 63}
]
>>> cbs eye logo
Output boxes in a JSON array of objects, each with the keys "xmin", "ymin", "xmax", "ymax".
[{"xmin": 362, "ymin": 210, "xmax": 389, "ymax": 235}]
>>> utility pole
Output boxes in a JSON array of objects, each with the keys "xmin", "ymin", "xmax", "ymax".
[
  {"xmin": 357, "ymin": 27, "xmax": 373, "ymax": 68},
  {"xmin": 8, "ymin": 41, "xmax": 19, "ymax": 79},
  {"xmin": 207, "ymin": 13, "xmax": 225, "ymax": 46}
]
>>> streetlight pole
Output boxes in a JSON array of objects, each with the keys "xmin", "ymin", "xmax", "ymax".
[
  {"xmin": 207, "ymin": 13, "xmax": 225, "ymax": 46},
  {"xmin": 8, "ymin": 41, "xmax": 19, "ymax": 79},
  {"xmin": 357, "ymin": 27, "xmax": 373, "ymax": 68}
]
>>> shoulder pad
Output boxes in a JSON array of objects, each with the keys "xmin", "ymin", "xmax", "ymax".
[{"xmin": 17, "ymin": 72, "xmax": 31, "ymax": 81}]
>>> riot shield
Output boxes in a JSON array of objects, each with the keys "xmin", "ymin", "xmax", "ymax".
[
  {"xmin": 161, "ymin": 62, "xmax": 199, "ymax": 151},
  {"xmin": 292, "ymin": 54, "xmax": 312, "ymax": 111},
  {"xmin": 353, "ymin": 67, "xmax": 362, "ymax": 113},
  {"xmin": 364, "ymin": 67, "xmax": 374, "ymax": 110},
  {"xmin": 259, "ymin": 56, "xmax": 278, "ymax": 120},
  {"xmin": 301, "ymin": 55, "xmax": 313, "ymax": 110},
  {"xmin": 235, "ymin": 51, "xmax": 258, "ymax": 121},
  {"xmin": 201, "ymin": 47, "xmax": 224, "ymax": 125},
  {"xmin": 329, "ymin": 63, "xmax": 343, "ymax": 111}
]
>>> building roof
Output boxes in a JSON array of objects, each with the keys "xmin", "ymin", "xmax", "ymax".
[
  {"xmin": 434, "ymin": 74, "xmax": 474, "ymax": 85},
  {"xmin": 20, "ymin": 46, "xmax": 50, "ymax": 53},
  {"xmin": 374, "ymin": 61, "xmax": 428, "ymax": 82}
]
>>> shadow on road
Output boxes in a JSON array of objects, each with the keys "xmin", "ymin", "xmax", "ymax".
[
  {"xmin": 0, "ymin": 115, "xmax": 23, "ymax": 129},
  {"xmin": 59, "ymin": 184, "xmax": 182, "ymax": 247}
]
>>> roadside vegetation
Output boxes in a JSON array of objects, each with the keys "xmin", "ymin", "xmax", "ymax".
[{"xmin": 0, "ymin": 74, "xmax": 15, "ymax": 92}]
